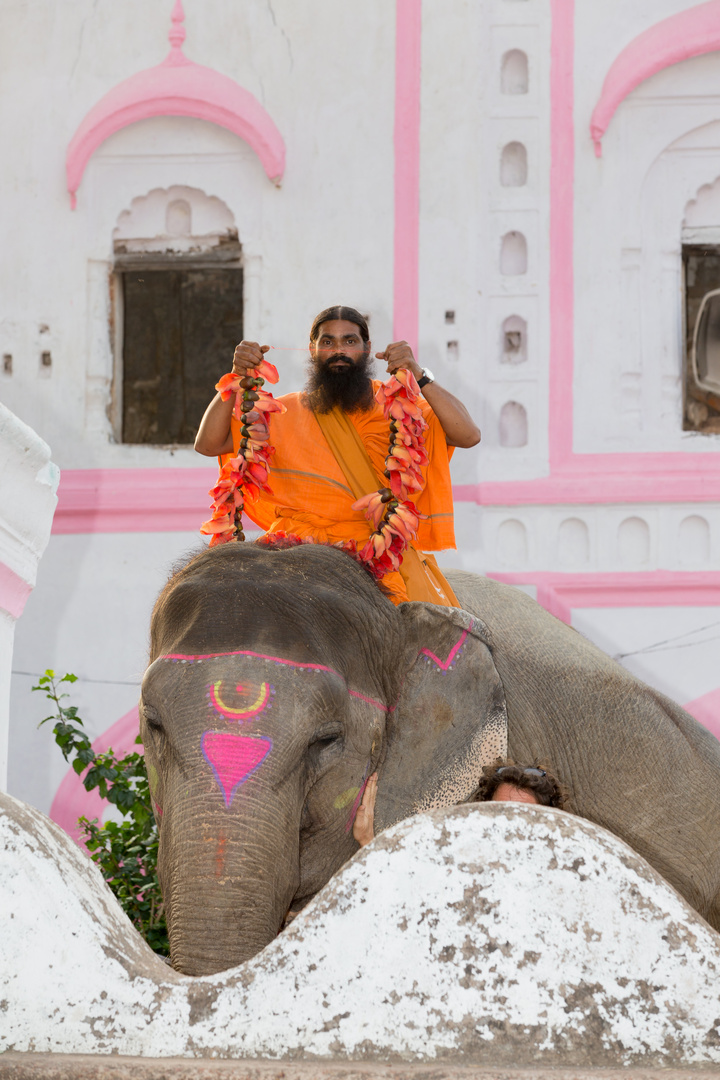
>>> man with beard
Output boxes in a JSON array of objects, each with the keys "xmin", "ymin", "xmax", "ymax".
[{"xmin": 195, "ymin": 305, "xmax": 480, "ymax": 605}]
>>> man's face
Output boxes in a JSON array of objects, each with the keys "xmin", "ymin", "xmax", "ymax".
[
  {"xmin": 310, "ymin": 319, "xmax": 371, "ymax": 370},
  {"xmin": 306, "ymin": 318, "xmax": 374, "ymax": 413}
]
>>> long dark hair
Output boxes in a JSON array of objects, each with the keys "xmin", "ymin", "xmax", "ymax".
[{"xmin": 309, "ymin": 306, "xmax": 370, "ymax": 343}]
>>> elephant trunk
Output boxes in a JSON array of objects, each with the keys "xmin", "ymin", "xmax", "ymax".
[{"xmin": 160, "ymin": 785, "xmax": 300, "ymax": 976}]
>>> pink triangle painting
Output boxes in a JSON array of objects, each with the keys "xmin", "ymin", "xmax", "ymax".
[{"xmin": 202, "ymin": 732, "xmax": 273, "ymax": 808}]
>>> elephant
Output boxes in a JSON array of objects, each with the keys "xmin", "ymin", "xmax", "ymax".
[{"xmin": 141, "ymin": 541, "xmax": 720, "ymax": 975}]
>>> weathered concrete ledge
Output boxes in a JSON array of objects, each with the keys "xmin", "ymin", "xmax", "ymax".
[
  {"xmin": 3, "ymin": 790, "xmax": 720, "ymax": 1066},
  {"xmin": 3, "ymin": 1059, "xmax": 720, "ymax": 1080}
]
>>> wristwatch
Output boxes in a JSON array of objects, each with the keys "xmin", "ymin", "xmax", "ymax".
[{"xmin": 417, "ymin": 367, "xmax": 435, "ymax": 390}]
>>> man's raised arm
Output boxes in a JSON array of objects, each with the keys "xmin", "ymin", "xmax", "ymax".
[
  {"xmin": 195, "ymin": 341, "xmax": 271, "ymax": 457},
  {"xmin": 376, "ymin": 341, "xmax": 481, "ymax": 448}
]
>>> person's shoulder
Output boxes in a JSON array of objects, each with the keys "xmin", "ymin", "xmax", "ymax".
[{"xmin": 276, "ymin": 390, "xmax": 306, "ymax": 409}]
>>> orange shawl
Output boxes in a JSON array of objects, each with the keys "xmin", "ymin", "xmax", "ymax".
[{"xmin": 221, "ymin": 383, "xmax": 457, "ymax": 603}]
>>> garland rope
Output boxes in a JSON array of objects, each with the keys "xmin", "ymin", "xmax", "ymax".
[
  {"xmin": 351, "ymin": 368, "xmax": 427, "ymax": 579},
  {"xmin": 200, "ymin": 359, "xmax": 285, "ymax": 546},
  {"xmin": 200, "ymin": 365, "xmax": 427, "ymax": 580}
]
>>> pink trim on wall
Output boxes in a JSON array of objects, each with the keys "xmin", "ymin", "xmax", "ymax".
[
  {"xmin": 683, "ymin": 685, "xmax": 720, "ymax": 740},
  {"xmin": 49, "ymin": 706, "xmax": 140, "ymax": 846},
  {"xmin": 393, "ymin": 0, "xmax": 421, "ymax": 355},
  {"xmin": 0, "ymin": 561, "xmax": 32, "ymax": 619},
  {"xmin": 490, "ymin": 570, "xmax": 720, "ymax": 626},
  {"xmin": 590, "ymin": 0, "xmax": 720, "ymax": 156},
  {"xmin": 454, "ymin": 454, "xmax": 720, "ymax": 506},
  {"xmin": 66, "ymin": 2, "xmax": 285, "ymax": 208},
  {"xmin": 53, "ymin": 467, "xmax": 218, "ymax": 533}
]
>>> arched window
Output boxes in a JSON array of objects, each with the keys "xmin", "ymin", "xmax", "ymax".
[{"xmin": 113, "ymin": 186, "xmax": 243, "ymax": 445}]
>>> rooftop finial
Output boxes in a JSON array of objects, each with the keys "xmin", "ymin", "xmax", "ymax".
[{"xmin": 168, "ymin": 0, "xmax": 186, "ymax": 57}]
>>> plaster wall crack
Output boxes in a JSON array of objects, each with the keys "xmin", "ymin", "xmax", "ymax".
[
  {"xmin": 70, "ymin": 0, "xmax": 100, "ymax": 83},
  {"xmin": 266, "ymin": 0, "xmax": 294, "ymax": 70}
]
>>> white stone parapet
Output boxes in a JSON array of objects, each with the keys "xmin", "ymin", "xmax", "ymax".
[
  {"xmin": 0, "ymin": 403, "xmax": 58, "ymax": 789},
  {"xmin": 2, "ymin": 793, "xmax": 720, "ymax": 1067}
]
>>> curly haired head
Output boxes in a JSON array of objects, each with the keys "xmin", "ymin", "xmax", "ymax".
[{"xmin": 474, "ymin": 760, "xmax": 567, "ymax": 809}]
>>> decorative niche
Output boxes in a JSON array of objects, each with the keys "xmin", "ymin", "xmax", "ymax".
[
  {"xmin": 501, "ymin": 50, "xmax": 529, "ymax": 95},
  {"xmin": 501, "ymin": 315, "xmax": 528, "ymax": 364},
  {"xmin": 500, "ymin": 232, "xmax": 528, "ymax": 276},
  {"xmin": 500, "ymin": 142, "xmax": 528, "ymax": 187}
]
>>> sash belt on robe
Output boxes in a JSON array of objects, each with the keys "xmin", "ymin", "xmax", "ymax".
[{"xmin": 314, "ymin": 406, "xmax": 460, "ymax": 608}]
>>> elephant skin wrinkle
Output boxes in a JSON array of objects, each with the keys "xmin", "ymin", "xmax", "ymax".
[{"xmin": 3, "ymin": 789, "xmax": 720, "ymax": 1065}]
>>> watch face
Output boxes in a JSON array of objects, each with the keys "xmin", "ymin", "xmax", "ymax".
[{"xmin": 422, "ymin": 368, "xmax": 435, "ymax": 382}]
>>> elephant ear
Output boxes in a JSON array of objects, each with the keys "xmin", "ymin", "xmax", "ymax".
[{"xmin": 375, "ymin": 603, "xmax": 507, "ymax": 831}]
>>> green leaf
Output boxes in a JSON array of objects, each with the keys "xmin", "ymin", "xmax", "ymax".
[{"xmin": 41, "ymin": 671, "xmax": 169, "ymax": 955}]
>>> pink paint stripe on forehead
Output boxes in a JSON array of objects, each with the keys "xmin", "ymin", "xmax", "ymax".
[
  {"xmin": 160, "ymin": 650, "xmax": 387, "ymax": 711},
  {"xmin": 347, "ymin": 689, "xmax": 386, "ymax": 709},
  {"xmin": 162, "ymin": 649, "xmax": 338, "ymax": 671}
]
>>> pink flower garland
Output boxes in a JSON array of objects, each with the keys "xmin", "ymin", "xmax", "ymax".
[
  {"xmin": 200, "ymin": 360, "xmax": 286, "ymax": 546},
  {"xmin": 352, "ymin": 369, "xmax": 427, "ymax": 580},
  {"xmin": 200, "ymin": 365, "xmax": 427, "ymax": 580}
]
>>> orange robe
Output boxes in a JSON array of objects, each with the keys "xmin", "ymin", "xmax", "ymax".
[{"xmin": 223, "ymin": 383, "xmax": 457, "ymax": 604}]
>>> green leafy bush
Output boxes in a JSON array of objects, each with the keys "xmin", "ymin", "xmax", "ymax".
[{"xmin": 35, "ymin": 669, "xmax": 168, "ymax": 955}]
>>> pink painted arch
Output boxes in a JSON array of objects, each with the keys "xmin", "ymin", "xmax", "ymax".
[
  {"xmin": 590, "ymin": 0, "xmax": 720, "ymax": 156},
  {"xmin": 66, "ymin": 3, "xmax": 285, "ymax": 208}
]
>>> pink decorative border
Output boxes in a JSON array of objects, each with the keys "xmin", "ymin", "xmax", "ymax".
[
  {"xmin": 490, "ymin": 570, "xmax": 720, "ymax": 626},
  {"xmin": 66, "ymin": 1, "xmax": 285, "ymax": 208},
  {"xmin": 52, "ymin": 467, "xmax": 218, "ymax": 533},
  {"xmin": 393, "ymin": 0, "xmax": 421, "ymax": 355},
  {"xmin": 0, "ymin": 561, "xmax": 32, "ymax": 619},
  {"xmin": 590, "ymin": 0, "xmax": 720, "ymax": 156}
]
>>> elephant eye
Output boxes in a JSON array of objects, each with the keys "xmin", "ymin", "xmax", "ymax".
[
  {"xmin": 308, "ymin": 726, "xmax": 343, "ymax": 765},
  {"xmin": 142, "ymin": 702, "xmax": 162, "ymax": 729}
]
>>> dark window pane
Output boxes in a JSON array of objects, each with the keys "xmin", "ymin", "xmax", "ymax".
[
  {"xmin": 122, "ymin": 268, "xmax": 243, "ymax": 444},
  {"xmin": 683, "ymin": 246, "xmax": 720, "ymax": 433}
]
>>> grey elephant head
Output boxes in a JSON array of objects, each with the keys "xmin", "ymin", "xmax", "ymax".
[{"xmin": 140, "ymin": 542, "xmax": 507, "ymax": 975}]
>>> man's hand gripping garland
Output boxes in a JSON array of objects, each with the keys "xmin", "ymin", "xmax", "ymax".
[
  {"xmin": 200, "ymin": 366, "xmax": 427, "ymax": 580},
  {"xmin": 200, "ymin": 360, "xmax": 286, "ymax": 546}
]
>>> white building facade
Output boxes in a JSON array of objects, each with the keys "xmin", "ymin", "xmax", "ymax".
[{"xmin": 2, "ymin": 0, "xmax": 719, "ymax": 821}]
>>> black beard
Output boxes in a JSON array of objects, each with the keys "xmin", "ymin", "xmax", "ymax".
[{"xmin": 305, "ymin": 351, "xmax": 375, "ymax": 414}]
